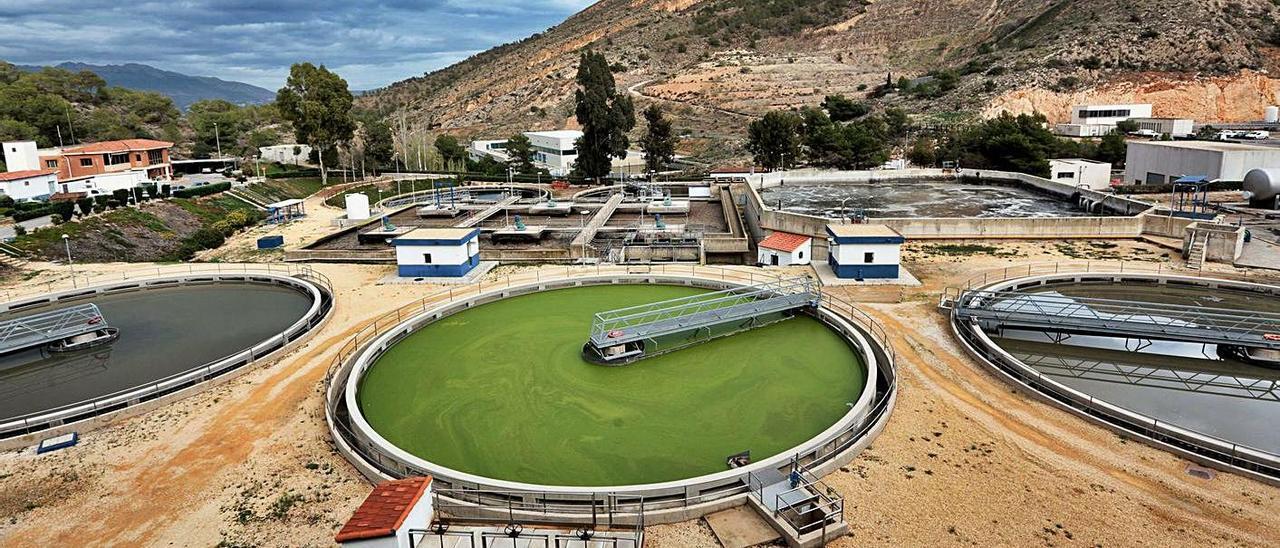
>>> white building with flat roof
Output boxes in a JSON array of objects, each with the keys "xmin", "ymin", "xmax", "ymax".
[
  {"xmin": 1123, "ymin": 140, "xmax": 1280, "ymax": 185},
  {"xmin": 0, "ymin": 170, "xmax": 58, "ymax": 201},
  {"xmin": 1054, "ymin": 103, "xmax": 1153, "ymax": 137},
  {"xmin": 391, "ymin": 228, "xmax": 481, "ymax": 277},
  {"xmin": 259, "ymin": 144, "xmax": 312, "ymax": 165},
  {"xmin": 826, "ymin": 224, "xmax": 904, "ymax": 280},
  {"xmin": 469, "ymin": 130, "xmax": 646, "ymax": 177},
  {"xmin": 1129, "ymin": 117, "xmax": 1194, "ymax": 138},
  {"xmin": 1049, "ymin": 158, "xmax": 1113, "ymax": 190}
]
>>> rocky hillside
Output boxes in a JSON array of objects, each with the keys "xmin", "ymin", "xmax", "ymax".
[{"xmin": 362, "ymin": 0, "xmax": 1280, "ymax": 162}]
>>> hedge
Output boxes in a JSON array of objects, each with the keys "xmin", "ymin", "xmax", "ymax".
[
  {"xmin": 173, "ymin": 182, "xmax": 232, "ymax": 199},
  {"xmin": 267, "ymin": 169, "xmax": 321, "ymax": 179}
]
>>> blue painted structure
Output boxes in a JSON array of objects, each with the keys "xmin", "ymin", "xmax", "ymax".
[
  {"xmin": 392, "ymin": 228, "xmax": 481, "ymax": 278},
  {"xmin": 257, "ymin": 235, "xmax": 284, "ymax": 249}
]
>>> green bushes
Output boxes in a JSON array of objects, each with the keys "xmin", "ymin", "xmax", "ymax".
[
  {"xmin": 266, "ymin": 168, "xmax": 320, "ymax": 179},
  {"xmin": 172, "ymin": 182, "xmax": 231, "ymax": 199},
  {"xmin": 172, "ymin": 228, "xmax": 226, "ymax": 261}
]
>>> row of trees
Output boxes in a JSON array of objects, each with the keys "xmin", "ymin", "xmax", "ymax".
[{"xmin": 746, "ymin": 96, "xmax": 911, "ymax": 170}]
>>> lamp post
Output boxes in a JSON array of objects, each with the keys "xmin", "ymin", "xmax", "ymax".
[
  {"xmin": 840, "ymin": 197, "xmax": 854, "ymax": 224},
  {"xmin": 213, "ymin": 122, "xmax": 222, "ymax": 163},
  {"xmin": 62, "ymin": 234, "xmax": 76, "ymax": 288}
]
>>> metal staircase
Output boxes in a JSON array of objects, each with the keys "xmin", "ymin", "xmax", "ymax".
[{"xmin": 1184, "ymin": 233, "xmax": 1207, "ymax": 270}]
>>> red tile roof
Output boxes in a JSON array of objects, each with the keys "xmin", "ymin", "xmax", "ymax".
[
  {"xmin": 335, "ymin": 476, "xmax": 432, "ymax": 543},
  {"xmin": 62, "ymin": 139, "xmax": 173, "ymax": 155},
  {"xmin": 758, "ymin": 231, "xmax": 811, "ymax": 252},
  {"xmin": 0, "ymin": 169, "xmax": 56, "ymax": 182}
]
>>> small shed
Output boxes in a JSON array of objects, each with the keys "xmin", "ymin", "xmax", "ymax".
[
  {"xmin": 335, "ymin": 476, "xmax": 433, "ymax": 548},
  {"xmin": 826, "ymin": 224, "xmax": 904, "ymax": 280},
  {"xmin": 757, "ymin": 231, "xmax": 812, "ymax": 266},
  {"xmin": 391, "ymin": 228, "xmax": 481, "ymax": 277},
  {"xmin": 266, "ymin": 198, "xmax": 306, "ymax": 224}
]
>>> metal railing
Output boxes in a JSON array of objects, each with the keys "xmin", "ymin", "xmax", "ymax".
[
  {"xmin": 955, "ymin": 289, "xmax": 1280, "ymax": 350},
  {"xmin": 0, "ymin": 263, "xmax": 333, "ymax": 439},
  {"xmin": 0, "ymin": 303, "xmax": 107, "ymax": 354},
  {"xmin": 588, "ymin": 276, "xmax": 816, "ymax": 347},
  {"xmin": 953, "ymin": 260, "xmax": 1280, "ymax": 293},
  {"xmin": 0, "ymin": 262, "xmax": 327, "ymax": 305},
  {"xmin": 323, "ymin": 264, "xmax": 899, "ymax": 520}
]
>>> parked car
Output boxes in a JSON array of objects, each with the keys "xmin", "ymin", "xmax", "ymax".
[
  {"xmin": 1245, "ymin": 130, "xmax": 1271, "ymax": 140},
  {"xmin": 1129, "ymin": 129, "xmax": 1160, "ymax": 138}
]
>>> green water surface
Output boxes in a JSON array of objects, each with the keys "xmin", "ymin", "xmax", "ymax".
[{"xmin": 357, "ymin": 285, "xmax": 865, "ymax": 486}]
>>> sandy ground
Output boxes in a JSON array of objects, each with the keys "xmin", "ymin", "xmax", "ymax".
[{"xmin": 0, "ymin": 238, "xmax": 1277, "ymax": 547}]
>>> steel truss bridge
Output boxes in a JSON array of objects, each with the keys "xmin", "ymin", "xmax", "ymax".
[
  {"xmin": 953, "ymin": 289, "xmax": 1280, "ymax": 352},
  {"xmin": 0, "ymin": 303, "xmax": 109, "ymax": 355},
  {"xmin": 586, "ymin": 277, "xmax": 818, "ymax": 363}
]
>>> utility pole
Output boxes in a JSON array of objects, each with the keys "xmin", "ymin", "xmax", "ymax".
[{"xmin": 214, "ymin": 122, "xmax": 222, "ymax": 162}]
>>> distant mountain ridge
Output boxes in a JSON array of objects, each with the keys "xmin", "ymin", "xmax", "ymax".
[{"xmin": 18, "ymin": 62, "xmax": 275, "ymax": 109}]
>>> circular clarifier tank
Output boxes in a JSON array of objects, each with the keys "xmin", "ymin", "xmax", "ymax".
[
  {"xmin": 348, "ymin": 282, "xmax": 877, "ymax": 489},
  {"xmin": 0, "ymin": 276, "xmax": 326, "ymax": 430}
]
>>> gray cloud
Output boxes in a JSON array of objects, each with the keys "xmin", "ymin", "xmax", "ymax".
[{"xmin": 0, "ymin": 0, "xmax": 595, "ymax": 90}]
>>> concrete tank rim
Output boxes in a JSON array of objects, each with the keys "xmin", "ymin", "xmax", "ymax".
[{"xmin": 338, "ymin": 274, "xmax": 885, "ymax": 496}]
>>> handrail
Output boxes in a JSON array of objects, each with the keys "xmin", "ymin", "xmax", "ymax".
[
  {"xmin": 956, "ymin": 260, "xmax": 1280, "ymax": 291},
  {"xmin": 0, "ymin": 262, "xmax": 330, "ymax": 305}
]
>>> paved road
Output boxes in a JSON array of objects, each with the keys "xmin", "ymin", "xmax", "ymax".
[{"xmin": 0, "ymin": 215, "xmax": 54, "ymax": 242}]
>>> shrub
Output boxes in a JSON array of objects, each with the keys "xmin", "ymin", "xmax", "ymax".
[
  {"xmin": 0, "ymin": 195, "xmax": 14, "ymax": 208},
  {"xmin": 49, "ymin": 214, "xmax": 64, "ymax": 225},
  {"xmin": 112, "ymin": 189, "xmax": 131, "ymax": 205},
  {"xmin": 76, "ymin": 198, "xmax": 94, "ymax": 217},
  {"xmin": 172, "ymin": 182, "xmax": 231, "ymax": 199},
  {"xmin": 13, "ymin": 225, "xmax": 25, "ymax": 236}
]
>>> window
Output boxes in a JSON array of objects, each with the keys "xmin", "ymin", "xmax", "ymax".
[
  {"xmin": 422, "ymin": 253, "xmax": 433, "ymax": 264},
  {"xmin": 134, "ymin": 153, "xmax": 142, "ymax": 162},
  {"xmin": 106, "ymin": 153, "xmax": 129, "ymax": 165},
  {"xmin": 148, "ymin": 150, "xmax": 163, "ymax": 164},
  {"xmin": 45, "ymin": 160, "xmax": 58, "ymax": 169},
  {"xmin": 1078, "ymin": 109, "xmax": 1131, "ymax": 119},
  {"xmin": 864, "ymin": 251, "xmax": 875, "ymax": 263},
  {"xmin": 797, "ymin": 250, "xmax": 804, "ymax": 260},
  {"xmin": 1056, "ymin": 172, "xmax": 1075, "ymax": 179},
  {"xmin": 79, "ymin": 158, "xmax": 94, "ymax": 167}
]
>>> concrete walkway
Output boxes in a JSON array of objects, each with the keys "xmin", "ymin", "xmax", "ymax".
[
  {"xmin": 0, "ymin": 215, "xmax": 54, "ymax": 241},
  {"xmin": 1236, "ymin": 238, "xmax": 1280, "ymax": 271}
]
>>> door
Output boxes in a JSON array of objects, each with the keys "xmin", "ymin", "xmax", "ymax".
[{"xmin": 770, "ymin": 254, "xmax": 779, "ymax": 266}]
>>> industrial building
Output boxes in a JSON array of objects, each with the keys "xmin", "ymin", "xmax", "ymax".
[
  {"xmin": 1123, "ymin": 140, "xmax": 1280, "ymax": 185},
  {"xmin": 1053, "ymin": 103, "xmax": 1153, "ymax": 137},
  {"xmin": 826, "ymin": 224, "xmax": 904, "ymax": 280},
  {"xmin": 469, "ymin": 130, "xmax": 645, "ymax": 177},
  {"xmin": 1129, "ymin": 117, "xmax": 1195, "ymax": 138},
  {"xmin": 391, "ymin": 228, "xmax": 481, "ymax": 277},
  {"xmin": 1049, "ymin": 158, "xmax": 1113, "ymax": 190}
]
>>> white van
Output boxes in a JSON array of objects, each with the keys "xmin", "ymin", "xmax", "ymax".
[{"xmin": 1245, "ymin": 130, "xmax": 1271, "ymax": 140}]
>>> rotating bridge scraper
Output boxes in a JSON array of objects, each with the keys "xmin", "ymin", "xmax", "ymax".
[
  {"xmin": 0, "ymin": 303, "xmax": 113, "ymax": 354},
  {"xmin": 583, "ymin": 277, "xmax": 819, "ymax": 365}
]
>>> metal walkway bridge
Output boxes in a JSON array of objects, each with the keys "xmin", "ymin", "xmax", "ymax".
[
  {"xmin": 954, "ymin": 289, "xmax": 1280, "ymax": 351},
  {"xmin": 456, "ymin": 195, "xmax": 519, "ymax": 228},
  {"xmin": 586, "ymin": 277, "xmax": 818, "ymax": 363},
  {"xmin": 0, "ymin": 303, "xmax": 109, "ymax": 355}
]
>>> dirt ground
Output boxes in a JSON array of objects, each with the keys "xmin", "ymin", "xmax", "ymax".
[{"xmin": 0, "ymin": 238, "xmax": 1277, "ymax": 547}]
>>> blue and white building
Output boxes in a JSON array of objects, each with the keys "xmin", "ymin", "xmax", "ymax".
[
  {"xmin": 392, "ymin": 228, "xmax": 481, "ymax": 277},
  {"xmin": 826, "ymin": 224, "xmax": 904, "ymax": 280}
]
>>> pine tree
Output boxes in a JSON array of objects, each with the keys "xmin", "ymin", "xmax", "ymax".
[
  {"xmin": 573, "ymin": 50, "xmax": 635, "ymax": 182},
  {"xmin": 505, "ymin": 134, "xmax": 537, "ymax": 174},
  {"xmin": 276, "ymin": 63, "xmax": 355, "ymax": 185}
]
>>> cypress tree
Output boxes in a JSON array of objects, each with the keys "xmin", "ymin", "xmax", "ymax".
[{"xmin": 573, "ymin": 50, "xmax": 635, "ymax": 182}]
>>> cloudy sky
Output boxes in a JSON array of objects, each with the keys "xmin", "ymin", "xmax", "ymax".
[{"xmin": 0, "ymin": 0, "xmax": 595, "ymax": 90}]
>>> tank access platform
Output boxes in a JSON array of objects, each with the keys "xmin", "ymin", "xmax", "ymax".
[
  {"xmin": 952, "ymin": 289, "xmax": 1280, "ymax": 361},
  {"xmin": 584, "ymin": 276, "xmax": 818, "ymax": 365},
  {"xmin": 0, "ymin": 303, "xmax": 112, "ymax": 355}
]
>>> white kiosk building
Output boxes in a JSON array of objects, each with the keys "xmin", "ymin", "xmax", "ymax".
[
  {"xmin": 1049, "ymin": 158, "xmax": 1113, "ymax": 190},
  {"xmin": 826, "ymin": 224, "xmax": 904, "ymax": 280},
  {"xmin": 391, "ymin": 228, "xmax": 481, "ymax": 278},
  {"xmin": 756, "ymin": 231, "xmax": 812, "ymax": 266}
]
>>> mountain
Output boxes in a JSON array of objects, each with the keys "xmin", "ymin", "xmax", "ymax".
[
  {"xmin": 361, "ymin": 0, "xmax": 1280, "ymax": 163},
  {"xmin": 19, "ymin": 62, "xmax": 275, "ymax": 110}
]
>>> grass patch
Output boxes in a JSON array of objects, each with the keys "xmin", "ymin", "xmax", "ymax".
[{"xmin": 920, "ymin": 244, "xmax": 1019, "ymax": 257}]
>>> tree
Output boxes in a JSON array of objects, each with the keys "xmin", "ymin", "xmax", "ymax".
[
  {"xmin": 1115, "ymin": 120, "xmax": 1139, "ymax": 134},
  {"xmin": 821, "ymin": 95, "xmax": 868, "ymax": 122},
  {"xmin": 434, "ymin": 135, "xmax": 467, "ymax": 170},
  {"xmin": 747, "ymin": 110, "xmax": 802, "ymax": 170},
  {"xmin": 573, "ymin": 50, "xmax": 635, "ymax": 181},
  {"xmin": 505, "ymin": 134, "xmax": 537, "ymax": 174},
  {"xmin": 639, "ymin": 105, "xmax": 677, "ymax": 175},
  {"xmin": 906, "ymin": 137, "xmax": 937, "ymax": 167},
  {"xmin": 362, "ymin": 118, "xmax": 394, "ymax": 168},
  {"xmin": 938, "ymin": 112, "xmax": 1062, "ymax": 177},
  {"xmin": 1094, "ymin": 132, "xmax": 1127, "ymax": 165},
  {"xmin": 276, "ymin": 63, "xmax": 355, "ymax": 184}
]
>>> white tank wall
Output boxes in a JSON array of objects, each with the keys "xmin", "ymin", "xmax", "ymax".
[
  {"xmin": 2, "ymin": 141, "xmax": 40, "ymax": 172},
  {"xmin": 1266, "ymin": 106, "xmax": 1279, "ymax": 124}
]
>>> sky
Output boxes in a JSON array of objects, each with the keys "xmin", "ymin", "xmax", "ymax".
[{"xmin": 0, "ymin": 0, "xmax": 596, "ymax": 91}]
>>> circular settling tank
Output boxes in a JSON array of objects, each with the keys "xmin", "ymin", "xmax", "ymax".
[
  {"xmin": 953, "ymin": 273, "xmax": 1280, "ymax": 481},
  {"xmin": 354, "ymin": 284, "xmax": 868, "ymax": 487},
  {"xmin": 0, "ymin": 280, "xmax": 319, "ymax": 425}
]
